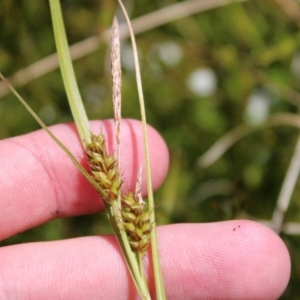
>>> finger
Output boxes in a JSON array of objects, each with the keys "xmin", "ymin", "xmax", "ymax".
[
  {"xmin": 0, "ymin": 119, "xmax": 169, "ymax": 240},
  {"xmin": 0, "ymin": 221, "xmax": 290, "ymax": 299}
]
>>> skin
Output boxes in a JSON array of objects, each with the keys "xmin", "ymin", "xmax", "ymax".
[{"xmin": 0, "ymin": 119, "xmax": 290, "ymax": 299}]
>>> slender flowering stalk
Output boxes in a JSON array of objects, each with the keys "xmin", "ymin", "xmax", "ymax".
[{"xmin": 118, "ymin": 1, "xmax": 166, "ymax": 299}]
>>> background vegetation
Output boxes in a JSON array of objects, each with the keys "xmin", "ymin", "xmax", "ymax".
[{"xmin": 1, "ymin": 0, "xmax": 300, "ymax": 298}]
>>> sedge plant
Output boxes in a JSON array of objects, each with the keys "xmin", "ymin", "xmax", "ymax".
[{"xmin": 0, "ymin": 0, "xmax": 166, "ymax": 299}]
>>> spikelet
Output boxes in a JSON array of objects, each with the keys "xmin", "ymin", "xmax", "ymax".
[
  {"xmin": 85, "ymin": 133, "xmax": 121, "ymax": 203},
  {"xmin": 120, "ymin": 192, "xmax": 151, "ymax": 255},
  {"xmin": 118, "ymin": 169, "xmax": 151, "ymax": 255}
]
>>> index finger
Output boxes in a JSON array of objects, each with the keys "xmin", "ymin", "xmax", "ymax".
[{"xmin": 0, "ymin": 119, "xmax": 169, "ymax": 241}]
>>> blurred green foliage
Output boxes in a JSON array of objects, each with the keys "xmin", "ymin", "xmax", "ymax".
[{"xmin": 1, "ymin": 0, "xmax": 300, "ymax": 298}]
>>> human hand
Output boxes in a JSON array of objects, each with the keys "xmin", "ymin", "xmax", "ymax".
[{"xmin": 0, "ymin": 119, "xmax": 290, "ymax": 299}]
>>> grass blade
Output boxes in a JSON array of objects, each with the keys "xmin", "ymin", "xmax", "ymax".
[{"xmin": 49, "ymin": 0, "xmax": 91, "ymax": 144}]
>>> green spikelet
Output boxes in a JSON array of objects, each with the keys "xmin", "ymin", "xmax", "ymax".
[
  {"xmin": 120, "ymin": 192, "xmax": 151, "ymax": 255},
  {"xmin": 85, "ymin": 133, "xmax": 122, "ymax": 203}
]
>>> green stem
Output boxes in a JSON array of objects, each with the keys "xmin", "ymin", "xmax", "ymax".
[
  {"xmin": 118, "ymin": 1, "xmax": 166, "ymax": 299},
  {"xmin": 49, "ymin": 1, "xmax": 151, "ymax": 298},
  {"xmin": 49, "ymin": 1, "xmax": 152, "ymax": 298},
  {"xmin": 49, "ymin": 0, "xmax": 91, "ymax": 144}
]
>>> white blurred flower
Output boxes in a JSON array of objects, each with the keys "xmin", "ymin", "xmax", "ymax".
[
  {"xmin": 186, "ymin": 68, "xmax": 217, "ymax": 97},
  {"xmin": 158, "ymin": 41, "xmax": 182, "ymax": 67},
  {"xmin": 244, "ymin": 91, "xmax": 270, "ymax": 125}
]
